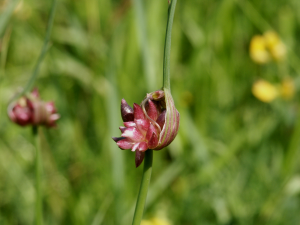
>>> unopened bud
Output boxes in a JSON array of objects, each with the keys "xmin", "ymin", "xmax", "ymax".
[{"xmin": 8, "ymin": 89, "xmax": 60, "ymax": 127}]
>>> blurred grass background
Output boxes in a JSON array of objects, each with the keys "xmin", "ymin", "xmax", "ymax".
[{"xmin": 1, "ymin": 0, "xmax": 300, "ymax": 224}]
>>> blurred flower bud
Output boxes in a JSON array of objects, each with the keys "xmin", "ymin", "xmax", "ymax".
[
  {"xmin": 264, "ymin": 31, "xmax": 286, "ymax": 61},
  {"xmin": 141, "ymin": 217, "xmax": 171, "ymax": 225},
  {"xmin": 8, "ymin": 89, "xmax": 60, "ymax": 127},
  {"xmin": 249, "ymin": 35, "xmax": 270, "ymax": 64},
  {"xmin": 280, "ymin": 78, "xmax": 295, "ymax": 100},
  {"xmin": 252, "ymin": 80, "xmax": 279, "ymax": 103},
  {"xmin": 112, "ymin": 89, "xmax": 180, "ymax": 167},
  {"xmin": 250, "ymin": 31, "xmax": 286, "ymax": 64}
]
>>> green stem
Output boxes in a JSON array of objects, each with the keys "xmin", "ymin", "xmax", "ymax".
[
  {"xmin": 132, "ymin": 1, "xmax": 177, "ymax": 224},
  {"xmin": 0, "ymin": 0, "xmax": 19, "ymax": 38},
  {"xmin": 132, "ymin": 150, "xmax": 153, "ymax": 225},
  {"xmin": 11, "ymin": 0, "xmax": 57, "ymax": 102},
  {"xmin": 33, "ymin": 126, "xmax": 42, "ymax": 225},
  {"xmin": 163, "ymin": 0, "xmax": 177, "ymax": 90},
  {"xmin": 283, "ymin": 110, "xmax": 300, "ymax": 176}
]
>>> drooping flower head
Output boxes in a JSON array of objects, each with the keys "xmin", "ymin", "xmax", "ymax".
[
  {"xmin": 113, "ymin": 89, "xmax": 180, "ymax": 167},
  {"xmin": 8, "ymin": 89, "xmax": 60, "ymax": 127}
]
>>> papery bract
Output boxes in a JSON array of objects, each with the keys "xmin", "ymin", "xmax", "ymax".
[{"xmin": 112, "ymin": 89, "xmax": 180, "ymax": 167}]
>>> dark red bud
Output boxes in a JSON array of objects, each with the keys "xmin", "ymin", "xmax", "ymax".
[
  {"xmin": 112, "ymin": 137, "xmax": 125, "ymax": 142},
  {"xmin": 121, "ymin": 99, "xmax": 134, "ymax": 122}
]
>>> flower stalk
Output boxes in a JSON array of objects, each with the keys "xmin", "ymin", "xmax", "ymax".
[
  {"xmin": 132, "ymin": 150, "xmax": 153, "ymax": 225},
  {"xmin": 33, "ymin": 126, "xmax": 42, "ymax": 225},
  {"xmin": 130, "ymin": 0, "xmax": 178, "ymax": 224},
  {"xmin": 6, "ymin": 1, "xmax": 58, "ymax": 225},
  {"xmin": 163, "ymin": 0, "xmax": 177, "ymax": 90}
]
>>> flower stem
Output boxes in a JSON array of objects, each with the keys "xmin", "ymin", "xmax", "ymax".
[
  {"xmin": 132, "ymin": 150, "xmax": 153, "ymax": 225},
  {"xmin": 33, "ymin": 126, "xmax": 42, "ymax": 225},
  {"xmin": 0, "ymin": 0, "xmax": 18, "ymax": 37},
  {"xmin": 163, "ymin": 0, "xmax": 177, "ymax": 90}
]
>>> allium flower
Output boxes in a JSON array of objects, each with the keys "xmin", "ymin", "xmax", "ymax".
[
  {"xmin": 113, "ymin": 90, "xmax": 180, "ymax": 167},
  {"xmin": 8, "ymin": 89, "xmax": 60, "ymax": 127}
]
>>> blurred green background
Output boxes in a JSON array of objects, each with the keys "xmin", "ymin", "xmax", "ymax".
[{"xmin": 1, "ymin": 0, "xmax": 300, "ymax": 224}]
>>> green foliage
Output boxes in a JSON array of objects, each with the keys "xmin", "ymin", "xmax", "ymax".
[{"xmin": 1, "ymin": 0, "xmax": 300, "ymax": 224}]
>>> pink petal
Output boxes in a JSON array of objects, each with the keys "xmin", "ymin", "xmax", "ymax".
[
  {"xmin": 116, "ymin": 139, "xmax": 134, "ymax": 150},
  {"xmin": 145, "ymin": 123, "xmax": 157, "ymax": 141},
  {"xmin": 132, "ymin": 142, "xmax": 148, "ymax": 152},
  {"xmin": 137, "ymin": 142, "xmax": 148, "ymax": 152},
  {"xmin": 135, "ymin": 119, "xmax": 150, "ymax": 135},
  {"xmin": 121, "ymin": 127, "xmax": 144, "ymax": 142},
  {"xmin": 50, "ymin": 114, "xmax": 60, "ymax": 121},
  {"xmin": 47, "ymin": 114, "xmax": 60, "ymax": 127},
  {"xmin": 45, "ymin": 102, "xmax": 56, "ymax": 113},
  {"xmin": 156, "ymin": 110, "xmax": 166, "ymax": 129},
  {"xmin": 135, "ymin": 150, "xmax": 145, "ymax": 168},
  {"xmin": 31, "ymin": 88, "xmax": 40, "ymax": 98},
  {"xmin": 148, "ymin": 132, "xmax": 158, "ymax": 149},
  {"xmin": 133, "ymin": 103, "xmax": 145, "ymax": 120},
  {"xmin": 121, "ymin": 99, "xmax": 134, "ymax": 122},
  {"xmin": 131, "ymin": 143, "xmax": 140, "ymax": 152},
  {"xmin": 124, "ymin": 121, "xmax": 136, "ymax": 128},
  {"xmin": 14, "ymin": 106, "xmax": 32, "ymax": 125},
  {"xmin": 146, "ymin": 100, "xmax": 159, "ymax": 121},
  {"xmin": 119, "ymin": 126, "xmax": 127, "ymax": 133},
  {"xmin": 8, "ymin": 110, "xmax": 17, "ymax": 122}
]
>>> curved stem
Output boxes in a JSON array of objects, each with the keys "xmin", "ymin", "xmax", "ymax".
[
  {"xmin": 33, "ymin": 126, "xmax": 42, "ymax": 225},
  {"xmin": 163, "ymin": 0, "xmax": 177, "ymax": 90},
  {"xmin": 132, "ymin": 150, "xmax": 153, "ymax": 225}
]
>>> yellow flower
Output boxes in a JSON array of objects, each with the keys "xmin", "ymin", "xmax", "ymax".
[
  {"xmin": 252, "ymin": 80, "xmax": 279, "ymax": 103},
  {"xmin": 141, "ymin": 220, "xmax": 153, "ymax": 225},
  {"xmin": 249, "ymin": 35, "xmax": 270, "ymax": 64},
  {"xmin": 280, "ymin": 78, "xmax": 295, "ymax": 100},
  {"xmin": 141, "ymin": 218, "xmax": 171, "ymax": 225},
  {"xmin": 264, "ymin": 31, "xmax": 286, "ymax": 61},
  {"xmin": 249, "ymin": 31, "xmax": 286, "ymax": 63}
]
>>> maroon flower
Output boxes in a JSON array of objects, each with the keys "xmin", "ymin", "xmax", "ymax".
[
  {"xmin": 8, "ymin": 89, "xmax": 60, "ymax": 127},
  {"xmin": 113, "ymin": 89, "xmax": 180, "ymax": 167}
]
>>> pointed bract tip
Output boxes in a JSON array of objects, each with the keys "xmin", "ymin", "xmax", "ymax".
[
  {"xmin": 135, "ymin": 150, "xmax": 145, "ymax": 168},
  {"xmin": 112, "ymin": 137, "xmax": 125, "ymax": 142},
  {"xmin": 133, "ymin": 103, "xmax": 145, "ymax": 120},
  {"xmin": 121, "ymin": 99, "xmax": 134, "ymax": 122}
]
